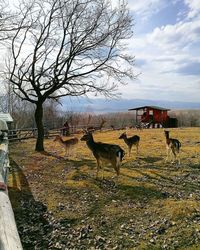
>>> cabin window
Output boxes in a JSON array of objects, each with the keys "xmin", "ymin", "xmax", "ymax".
[{"xmin": 149, "ymin": 110, "xmax": 153, "ymax": 115}]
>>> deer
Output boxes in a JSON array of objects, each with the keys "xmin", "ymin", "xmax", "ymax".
[
  {"xmin": 54, "ymin": 135, "xmax": 78, "ymax": 157},
  {"xmin": 164, "ymin": 130, "xmax": 181, "ymax": 164},
  {"xmin": 118, "ymin": 132, "xmax": 140, "ymax": 157},
  {"xmin": 87, "ymin": 118, "xmax": 106, "ymax": 132},
  {"xmin": 80, "ymin": 130, "xmax": 125, "ymax": 178}
]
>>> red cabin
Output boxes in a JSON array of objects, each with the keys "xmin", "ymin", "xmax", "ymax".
[{"xmin": 128, "ymin": 106, "xmax": 177, "ymax": 128}]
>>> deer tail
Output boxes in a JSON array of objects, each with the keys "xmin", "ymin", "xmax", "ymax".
[{"xmin": 116, "ymin": 149, "xmax": 125, "ymax": 166}]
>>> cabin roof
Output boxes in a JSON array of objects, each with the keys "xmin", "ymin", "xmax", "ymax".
[
  {"xmin": 128, "ymin": 106, "xmax": 170, "ymax": 111},
  {"xmin": 0, "ymin": 113, "xmax": 13, "ymax": 122}
]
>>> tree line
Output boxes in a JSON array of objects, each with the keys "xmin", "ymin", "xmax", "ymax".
[{"xmin": 0, "ymin": 92, "xmax": 199, "ymax": 130}]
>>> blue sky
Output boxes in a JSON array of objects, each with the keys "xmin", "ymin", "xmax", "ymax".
[
  {"xmin": 112, "ymin": 0, "xmax": 200, "ymax": 103},
  {"xmin": 2, "ymin": 0, "xmax": 200, "ymax": 111}
]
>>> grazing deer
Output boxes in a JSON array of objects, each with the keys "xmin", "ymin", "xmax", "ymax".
[
  {"xmin": 119, "ymin": 132, "xmax": 140, "ymax": 157},
  {"xmin": 80, "ymin": 131, "xmax": 125, "ymax": 178},
  {"xmin": 54, "ymin": 135, "xmax": 78, "ymax": 157},
  {"xmin": 164, "ymin": 130, "xmax": 181, "ymax": 164}
]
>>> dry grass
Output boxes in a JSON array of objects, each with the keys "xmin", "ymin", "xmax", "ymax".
[{"xmin": 8, "ymin": 127, "xmax": 200, "ymax": 249}]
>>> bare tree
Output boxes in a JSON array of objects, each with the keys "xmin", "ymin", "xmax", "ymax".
[
  {"xmin": 7, "ymin": 0, "xmax": 136, "ymax": 151},
  {"xmin": 0, "ymin": 93, "xmax": 7, "ymax": 112},
  {"xmin": 0, "ymin": 1, "xmax": 13, "ymax": 41},
  {"xmin": 0, "ymin": 1, "xmax": 24, "ymax": 115},
  {"xmin": 1, "ymin": 80, "xmax": 35, "ymax": 128},
  {"xmin": 0, "ymin": 0, "xmax": 23, "ymax": 44}
]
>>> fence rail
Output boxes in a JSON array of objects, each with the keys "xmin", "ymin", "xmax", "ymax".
[
  {"xmin": 7, "ymin": 125, "xmax": 90, "ymax": 142},
  {"xmin": 0, "ymin": 134, "xmax": 23, "ymax": 250},
  {"xmin": 8, "ymin": 127, "xmax": 52, "ymax": 141},
  {"xmin": 7, "ymin": 123, "xmax": 126, "ymax": 142}
]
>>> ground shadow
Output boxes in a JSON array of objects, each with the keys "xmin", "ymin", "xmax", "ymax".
[
  {"xmin": 41, "ymin": 150, "xmax": 66, "ymax": 160},
  {"xmin": 139, "ymin": 156, "xmax": 163, "ymax": 163},
  {"xmin": 8, "ymin": 158, "xmax": 53, "ymax": 250},
  {"xmin": 188, "ymin": 164, "xmax": 200, "ymax": 170},
  {"xmin": 44, "ymin": 150, "xmax": 97, "ymax": 169},
  {"xmin": 118, "ymin": 184, "xmax": 164, "ymax": 200}
]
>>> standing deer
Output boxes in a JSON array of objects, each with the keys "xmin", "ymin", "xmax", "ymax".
[
  {"xmin": 164, "ymin": 130, "xmax": 181, "ymax": 164},
  {"xmin": 54, "ymin": 135, "xmax": 78, "ymax": 157},
  {"xmin": 87, "ymin": 117, "xmax": 107, "ymax": 132},
  {"xmin": 80, "ymin": 131, "xmax": 125, "ymax": 178},
  {"xmin": 119, "ymin": 132, "xmax": 140, "ymax": 157}
]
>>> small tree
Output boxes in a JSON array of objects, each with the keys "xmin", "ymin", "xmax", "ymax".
[{"xmin": 7, "ymin": 0, "xmax": 136, "ymax": 151}]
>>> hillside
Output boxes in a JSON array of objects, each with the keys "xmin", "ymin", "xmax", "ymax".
[{"xmin": 61, "ymin": 97, "xmax": 200, "ymax": 113}]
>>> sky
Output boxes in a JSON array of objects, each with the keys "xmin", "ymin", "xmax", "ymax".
[
  {"xmin": 1, "ymin": 0, "xmax": 200, "ymax": 111},
  {"xmin": 113, "ymin": 0, "xmax": 200, "ymax": 103}
]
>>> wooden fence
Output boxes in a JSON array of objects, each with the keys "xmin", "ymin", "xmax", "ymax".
[
  {"xmin": 8, "ymin": 127, "xmax": 47, "ymax": 141},
  {"xmin": 0, "ymin": 130, "xmax": 23, "ymax": 250},
  {"xmin": 7, "ymin": 125, "xmax": 90, "ymax": 142}
]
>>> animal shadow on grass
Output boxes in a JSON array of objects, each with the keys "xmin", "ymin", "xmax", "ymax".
[
  {"xmin": 43, "ymin": 150, "xmax": 120, "ymax": 184},
  {"xmin": 117, "ymin": 184, "xmax": 165, "ymax": 200},
  {"xmin": 68, "ymin": 157, "xmax": 98, "ymax": 180},
  {"xmin": 8, "ymin": 158, "xmax": 53, "ymax": 250},
  {"xmin": 188, "ymin": 164, "xmax": 200, "ymax": 170},
  {"xmin": 139, "ymin": 156, "xmax": 163, "ymax": 164},
  {"xmin": 67, "ymin": 157, "xmax": 121, "ymax": 185},
  {"xmin": 68, "ymin": 157, "xmax": 168, "ymax": 201},
  {"xmin": 42, "ymin": 150, "xmax": 67, "ymax": 160}
]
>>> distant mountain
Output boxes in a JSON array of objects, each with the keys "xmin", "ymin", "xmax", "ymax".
[{"xmin": 61, "ymin": 97, "xmax": 200, "ymax": 113}]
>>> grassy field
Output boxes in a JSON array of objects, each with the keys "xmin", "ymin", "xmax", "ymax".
[{"xmin": 8, "ymin": 127, "xmax": 200, "ymax": 250}]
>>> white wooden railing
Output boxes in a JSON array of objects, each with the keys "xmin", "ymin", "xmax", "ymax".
[{"xmin": 0, "ymin": 124, "xmax": 23, "ymax": 250}]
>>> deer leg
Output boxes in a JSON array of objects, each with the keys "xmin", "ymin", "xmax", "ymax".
[
  {"xmin": 165, "ymin": 146, "xmax": 170, "ymax": 162},
  {"xmin": 100, "ymin": 160, "xmax": 104, "ymax": 179},
  {"xmin": 171, "ymin": 147, "xmax": 176, "ymax": 163},
  {"xmin": 113, "ymin": 162, "xmax": 120, "ymax": 185},
  {"xmin": 169, "ymin": 149, "xmax": 173, "ymax": 162},
  {"xmin": 172, "ymin": 148, "xmax": 180, "ymax": 165},
  {"xmin": 64, "ymin": 148, "xmax": 69, "ymax": 158},
  {"xmin": 70, "ymin": 146, "xmax": 75, "ymax": 157},
  {"xmin": 176, "ymin": 147, "xmax": 181, "ymax": 164},
  {"xmin": 112, "ymin": 159, "xmax": 120, "ymax": 177},
  {"xmin": 177, "ymin": 153, "xmax": 181, "ymax": 165},
  {"xmin": 52, "ymin": 143, "xmax": 57, "ymax": 153},
  {"xmin": 136, "ymin": 142, "xmax": 139, "ymax": 155},
  {"xmin": 70, "ymin": 146, "xmax": 73, "ymax": 156},
  {"xmin": 73, "ymin": 147, "xmax": 77, "ymax": 158},
  {"xmin": 96, "ymin": 158, "xmax": 101, "ymax": 178},
  {"xmin": 128, "ymin": 146, "xmax": 131, "ymax": 157}
]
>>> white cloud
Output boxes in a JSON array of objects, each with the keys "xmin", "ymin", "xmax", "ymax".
[
  {"xmin": 185, "ymin": 0, "xmax": 200, "ymax": 19},
  {"xmin": 147, "ymin": 19, "xmax": 200, "ymax": 51},
  {"xmin": 127, "ymin": 0, "xmax": 168, "ymax": 20},
  {"xmin": 128, "ymin": 10, "xmax": 200, "ymax": 76},
  {"xmin": 2, "ymin": 0, "xmax": 200, "ymax": 104},
  {"xmin": 117, "ymin": 70, "xmax": 200, "ymax": 102},
  {"xmin": 120, "ymin": 0, "xmax": 200, "ymax": 103}
]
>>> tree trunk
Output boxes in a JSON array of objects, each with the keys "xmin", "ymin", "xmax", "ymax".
[{"xmin": 35, "ymin": 102, "xmax": 44, "ymax": 151}]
